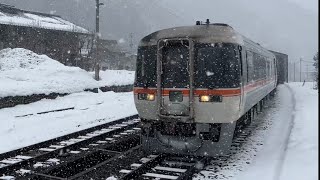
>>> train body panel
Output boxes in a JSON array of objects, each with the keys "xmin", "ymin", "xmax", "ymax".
[
  {"xmin": 134, "ymin": 87, "xmax": 242, "ymax": 123},
  {"xmin": 242, "ymin": 80, "xmax": 277, "ymax": 114},
  {"xmin": 134, "ymin": 21, "xmax": 281, "ymax": 156}
]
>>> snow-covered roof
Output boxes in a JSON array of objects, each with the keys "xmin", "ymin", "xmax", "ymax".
[{"xmin": 0, "ymin": 3, "xmax": 90, "ymax": 34}]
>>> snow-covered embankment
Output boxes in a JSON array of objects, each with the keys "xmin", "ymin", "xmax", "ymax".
[{"xmin": 0, "ymin": 48, "xmax": 98, "ymax": 98}]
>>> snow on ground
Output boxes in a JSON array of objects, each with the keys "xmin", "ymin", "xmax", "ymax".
[
  {"xmin": 90, "ymin": 70, "xmax": 135, "ymax": 87},
  {"xmin": 195, "ymin": 82, "xmax": 318, "ymax": 180},
  {"xmin": 279, "ymin": 82, "xmax": 318, "ymax": 180},
  {"xmin": 0, "ymin": 81, "xmax": 317, "ymax": 179},
  {"xmin": 0, "ymin": 91, "xmax": 137, "ymax": 154},
  {"xmin": 0, "ymin": 48, "xmax": 98, "ymax": 98}
]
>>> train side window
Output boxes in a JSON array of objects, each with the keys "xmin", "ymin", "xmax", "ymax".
[
  {"xmin": 252, "ymin": 53, "xmax": 267, "ymax": 80},
  {"xmin": 268, "ymin": 59, "xmax": 272, "ymax": 78},
  {"xmin": 274, "ymin": 58, "xmax": 276, "ymax": 78},
  {"xmin": 266, "ymin": 60, "xmax": 270, "ymax": 78},
  {"xmin": 252, "ymin": 53, "xmax": 259, "ymax": 80},
  {"xmin": 246, "ymin": 51, "xmax": 254, "ymax": 83},
  {"xmin": 261, "ymin": 57, "xmax": 267, "ymax": 79}
]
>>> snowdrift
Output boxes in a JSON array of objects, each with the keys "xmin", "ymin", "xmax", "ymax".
[
  {"xmin": 0, "ymin": 48, "xmax": 98, "ymax": 98},
  {"xmin": 90, "ymin": 70, "xmax": 135, "ymax": 87}
]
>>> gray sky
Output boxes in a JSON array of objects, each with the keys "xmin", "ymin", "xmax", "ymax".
[
  {"xmin": 0, "ymin": 0, "xmax": 318, "ymax": 62},
  {"xmin": 287, "ymin": 0, "xmax": 318, "ymax": 12}
]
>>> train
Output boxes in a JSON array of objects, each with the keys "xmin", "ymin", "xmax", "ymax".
[
  {"xmin": 269, "ymin": 50, "xmax": 289, "ymax": 84},
  {"xmin": 133, "ymin": 19, "xmax": 287, "ymax": 157}
]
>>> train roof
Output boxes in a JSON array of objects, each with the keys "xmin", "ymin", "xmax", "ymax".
[
  {"xmin": 268, "ymin": 50, "xmax": 288, "ymax": 57},
  {"xmin": 139, "ymin": 23, "xmax": 275, "ymax": 58},
  {"xmin": 139, "ymin": 24, "xmax": 244, "ymax": 46}
]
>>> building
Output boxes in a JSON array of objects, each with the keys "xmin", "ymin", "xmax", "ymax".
[
  {"xmin": 97, "ymin": 39, "xmax": 136, "ymax": 71},
  {"xmin": 0, "ymin": 3, "xmax": 93, "ymax": 69}
]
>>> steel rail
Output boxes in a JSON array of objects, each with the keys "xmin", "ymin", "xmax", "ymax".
[{"xmin": 0, "ymin": 114, "xmax": 139, "ymax": 176}]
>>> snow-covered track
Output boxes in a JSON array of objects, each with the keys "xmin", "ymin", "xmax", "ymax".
[
  {"xmin": 23, "ymin": 128, "xmax": 142, "ymax": 180},
  {"xmin": 116, "ymin": 122, "xmax": 258, "ymax": 180},
  {"xmin": 119, "ymin": 154, "xmax": 210, "ymax": 180},
  {"xmin": 0, "ymin": 115, "xmax": 139, "ymax": 178}
]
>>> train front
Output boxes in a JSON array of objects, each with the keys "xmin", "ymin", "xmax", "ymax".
[{"xmin": 134, "ymin": 24, "xmax": 243, "ymax": 156}]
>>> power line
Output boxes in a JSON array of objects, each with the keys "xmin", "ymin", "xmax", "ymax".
[{"xmin": 301, "ymin": 60, "xmax": 314, "ymax": 63}]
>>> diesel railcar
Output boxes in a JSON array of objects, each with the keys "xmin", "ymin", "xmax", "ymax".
[{"xmin": 134, "ymin": 19, "xmax": 277, "ymax": 157}]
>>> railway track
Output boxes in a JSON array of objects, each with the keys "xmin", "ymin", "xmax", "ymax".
[
  {"xmin": 114, "ymin": 122, "xmax": 258, "ymax": 180},
  {"xmin": 0, "ymin": 111, "xmax": 265, "ymax": 180},
  {"xmin": 119, "ymin": 154, "xmax": 210, "ymax": 180},
  {"xmin": 0, "ymin": 115, "xmax": 140, "ymax": 179},
  {"xmin": 0, "ymin": 97, "xmax": 274, "ymax": 180}
]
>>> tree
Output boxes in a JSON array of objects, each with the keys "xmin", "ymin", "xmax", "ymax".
[{"xmin": 313, "ymin": 52, "xmax": 318, "ymax": 89}]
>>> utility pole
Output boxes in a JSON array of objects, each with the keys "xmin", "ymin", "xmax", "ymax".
[
  {"xmin": 300, "ymin": 58, "xmax": 302, "ymax": 82},
  {"xmin": 294, "ymin": 62, "xmax": 296, "ymax": 82},
  {"xmin": 306, "ymin": 64, "xmax": 309, "ymax": 80},
  {"xmin": 94, "ymin": 0, "xmax": 104, "ymax": 80},
  {"xmin": 129, "ymin": 33, "xmax": 133, "ymax": 52}
]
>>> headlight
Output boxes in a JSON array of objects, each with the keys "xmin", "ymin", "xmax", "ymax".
[
  {"xmin": 138, "ymin": 93, "xmax": 155, "ymax": 101},
  {"xmin": 199, "ymin": 95, "xmax": 223, "ymax": 102},
  {"xmin": 147, "ymin": 94, "xmax": 155, "ymax": 101},
  {"xmin": 200, "ymin": 95, "xmax": 210, "ymax": 102}
]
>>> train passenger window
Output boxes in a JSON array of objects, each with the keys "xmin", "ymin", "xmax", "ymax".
[
  {"xmin": 246, "ymin": 51, "xmax": 254, "ymax": 83},
  {"xmin": 253, "ymin": 53, "xmax": 259, "ymax": 80},
  {"xmin": 266, "ymin": 61, "xmax": 269, "ymax": 78},
  {"xmin": 253, "ymin": 53, "xmax": 267, "ymax": 80},
  {"xmin": 267, "ymin": 60, "xmax": 272, "ymax": 78},
  {"xmin": 195, "ymin": 43, "xmax": 240, "ymax": 88}
]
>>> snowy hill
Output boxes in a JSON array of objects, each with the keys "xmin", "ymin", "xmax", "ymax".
[{"xmin": 0, "ymin": 48, "xmax": 98, "ymax": 98}]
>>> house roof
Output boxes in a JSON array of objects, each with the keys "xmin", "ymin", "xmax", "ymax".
[{"xmin": 0, "ymin": 3, "xmax": 90, "ymax": 34}]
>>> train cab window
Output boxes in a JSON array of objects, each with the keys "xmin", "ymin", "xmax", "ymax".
[
  {"xmin": 135, "ymin": 46, "xmax": 157, "ymax": 87},
  {"xmin": 195, "ymin": 43, "xmax": 240, "ymax": 88},
  {"xmin": 161, "ymin": 41, "xmax": 190, "ymax": 88}
]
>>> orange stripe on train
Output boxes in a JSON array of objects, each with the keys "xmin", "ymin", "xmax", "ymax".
[
  {"xmin": 133, "ymin": 88, "xmax": 241, "ymax": 96},
  {"xmin": 133, "ymin": 79, "xmax": 275, "ymax": 97}
]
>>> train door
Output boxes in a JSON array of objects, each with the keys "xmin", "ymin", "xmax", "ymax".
[{"xmin": 156, "ymin": 39, "xmax": 194, "ymax": 121}]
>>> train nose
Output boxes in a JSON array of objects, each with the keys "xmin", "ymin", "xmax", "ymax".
[{"xmin": 163, "ymin": 103, "xmax": 189, "ymax": 116}]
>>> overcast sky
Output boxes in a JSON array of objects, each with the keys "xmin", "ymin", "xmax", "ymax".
[
  {"xmin": 0, "ymin": 0, "xmax": 318, "ymax": 62},
  {"xmin": 287, "ymin": 0, "xmax": 318, "ymax": 12}
]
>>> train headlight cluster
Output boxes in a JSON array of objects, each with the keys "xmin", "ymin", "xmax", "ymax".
[
  {"xmin": 138, "ymin": 93, "xmax": 155, "ymax": 101},
  {"xmin": 199, "ymin": 95, "xmax": 223, "ymax": 102}
]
